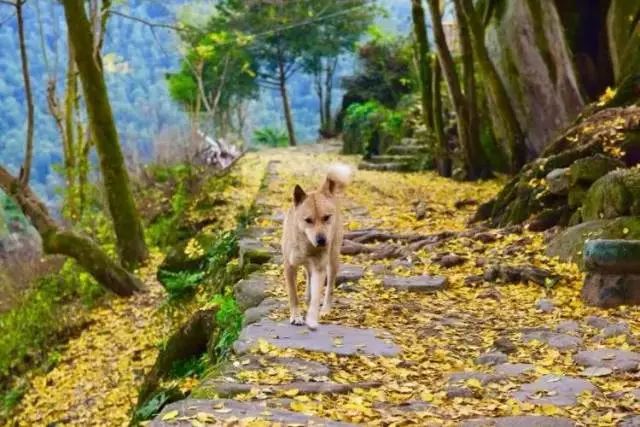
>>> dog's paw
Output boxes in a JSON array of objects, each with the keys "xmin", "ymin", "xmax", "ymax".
[
  {"xmin": 290, "ymin": 314, "xmax": 304, "ymax": 326},
  {"xmin": 320, "ymin": 304, "xmax": 332, "ymax": 317},
  {"xmin": 305, "ymin": 317, "xmax": 319, "ymax": 330}
]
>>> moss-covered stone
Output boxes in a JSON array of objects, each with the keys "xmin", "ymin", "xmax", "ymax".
[
  {"xmin": 546, "ymin": 216, "xmax": 640, "ymax": 268},
  {"xmin": 568, "ymin": 154, "xmax": 625, "ymax": 187},
  {"xmin": 584, "ymin": 239, "xmax": 640, "ymax": 274},
  {"xmin": 568, "ymin": 185, "xmax": 589, "ymax": 209},
  {"xmin": 582, "ymin": 169, "xmax": 640, "ymax": 221}
]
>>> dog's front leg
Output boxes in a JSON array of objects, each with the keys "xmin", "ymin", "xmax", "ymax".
[
  {"xmin": 284, "ymin": 262, "xmax": 303, "ymax": 325},
  {"xmin": 304, "ymin": 266, "xmax": 311, "ymax": 305},
  {"xmin": 306, "ymin": 268, "xmax": 326, "ymax": 330},
  {"xmin": 321, "ymin": 260, "xmax": 337, "ymax": 317}
]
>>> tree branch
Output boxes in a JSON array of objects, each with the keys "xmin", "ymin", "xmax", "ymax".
[{"xmin": 16, "ymin": 0, "xmax": 34, "ymax": 186}]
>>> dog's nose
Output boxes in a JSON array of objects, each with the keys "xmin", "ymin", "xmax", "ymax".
[{"xmin": 316, "ymin": 235, "xmax": 327, "ymax": 247}]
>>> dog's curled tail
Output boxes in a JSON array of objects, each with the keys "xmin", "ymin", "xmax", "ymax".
[{"xmin": 326, "ymin": 163, "xmax": 353, "ymax": 193}]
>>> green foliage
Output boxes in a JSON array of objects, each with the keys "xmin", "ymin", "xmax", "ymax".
[
  {"xmin": 133, "ymin": 386, "xmax": 183, "ymax": 423},
  {"xmin": 210, "ymin": 294, "xmax": 243, "ymax": 360},
  {"xmin": 169, "ymin": 354, "xmax": 207, "ymax": 379},
  {"xmin": 1, "ymin": 382, "xmax": 26, "ymax": 418},
  {"xmin": 340, "ymin": 36, "xmax": 415, "ymax": 111},
  {"xmin": 343, "ymin": 101, "xmax": 406, "ymax": 156},
  {"xmin": 0, "ymin": 261, "xmax": 103, "ymax": 382},
  {"xmin": 252, "ymin": 128, "xmax": 289, "ymax": 147},
  {"xmin": 157, "ymin": 270, "xmax": 205, "ymax": 300}
]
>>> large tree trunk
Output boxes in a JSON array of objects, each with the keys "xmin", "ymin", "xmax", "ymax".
[
  {"xmin": 277, "ymin": 57, "xmax": 297, "ymax": 146},
  {"xmin": 454, "ymin": 0, "xmax": 488, "ymax": 177},
  {"xmin": 460, "ymin": 0, "xmax": 525, "ymax": 173},
  {"xmin": 16, "ymin": 0, "xmax": 35, "ymax": 186},
  {"xmin": 323, "ymin": 57, "xmax": 337, "ymax": 135},
  {"xmin": 431, "ymin": 55, "xmax": 451, "ymax": 177},
  {"xmin": 0, "ymin": 166, "xmax": 142, "ymax": 296},
  {"xmin": 427, "ymin": 0, "xmax": 488, "ymax": 179},
  {"xmin": 62, "ymin": 0, "xmax": 148, "ymax": 270},
  {"xmin": 411, "ymin": 0, "xmax": 434, "ymax": 130}
]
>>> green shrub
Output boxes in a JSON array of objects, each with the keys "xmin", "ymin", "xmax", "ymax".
[
  {"xmin": 210, "ymin": 294, "xmax": 243, "ymax": 360},
  {"xmin": 343, "ymin": 101, "xmax": 406, "ymax": 157},
  {"xmin": 253, "ymin": 128, "xmax": 289, "ymax": 147},
  {"xmin": 157, "ymin": 270, "xmax": 205, "ymax": 300},
  {"xmin": 0, "ymin": 261, "xmax": 103, "ymax": 384}
]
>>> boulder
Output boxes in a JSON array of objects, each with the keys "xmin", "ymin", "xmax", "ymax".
[
  {"xmin": 568, "ymin": 154, "xmax": 624, "ymax": 187},
  {"xmin": 582, "ymin": 169, "xmax": 640, "ymax": 221},
  {"xmin": 546, "ymin": 168, "xmax": 570, "ymax": 195},
  {"xmin": 476, "ymin": 351, "xmax": 508, "ymax": 366},
  {"xmin": 584, "ymin": 239, "xmax": 640, "ymax": 274},
  {"xmin": 238, "ymin": 238, "xmax": 274, "ymax": 268},
  {"xmin": 582, "ymin": 272, "xmax": 640, "ymax": 308},
  {"xmin": 546, "ymin": 217, "xmax": 640, "ymax": 267}
]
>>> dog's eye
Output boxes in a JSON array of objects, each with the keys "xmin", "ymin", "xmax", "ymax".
[
  {"xmin": 304, "ymin": 217, "xmax": 313, "ymax": 224},
  {"xmin": 322, "ymin": 215, "xmax": 332, "ymax": 223}
]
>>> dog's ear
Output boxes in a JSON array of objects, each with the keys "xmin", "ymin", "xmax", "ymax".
[
  {"xmin": 293, "ymin": 185, "xmax": 306, "ymax": 206},
  {"xmin": 321, "ymin": 178, "xmax": 336, "ymax": 196}
]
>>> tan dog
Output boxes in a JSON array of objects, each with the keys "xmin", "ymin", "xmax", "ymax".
[{"xmin": 281, "ymin": 163, "xmax": 352, "ymax": 330}]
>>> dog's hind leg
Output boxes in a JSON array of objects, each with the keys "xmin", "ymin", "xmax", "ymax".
[
  {"xmin": 285, "ymin": 262, "xmax": 303, "ymax": 325},
  {"xmin": 306, "ymin": 268, "xmax": 326, "ymax": 330},
  {"xmin": 321, "ymin": 258, "xmax": 337, "ymax": 317}
]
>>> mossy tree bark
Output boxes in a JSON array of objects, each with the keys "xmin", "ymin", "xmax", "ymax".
[
  {"xmin": 460, "ymin": 0, "xmax": 525, "ymax": 173},
  {"xmin": 0, "ymin": 166, "xmax": 142, "ymax": 296},
  {"xmin": 16, "ymin": 0, "xmax": 35, "ymax": 186},
  {"xmin": 427, "ymin": 0, "xmax": 490, "ymax": 179},
  {"xmin": 62, "ymin": 0, "xmax": 148, "ymax": 269},
  {"xmin": 411, "ymin": 0, "xmax": 434, "ymax": 131}
]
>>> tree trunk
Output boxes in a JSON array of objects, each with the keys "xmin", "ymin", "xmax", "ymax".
[
  {"xmin": 323, "ymin": 57, "xmax": 337, "ymax": 134},
  {"xmin": 277, "ymin": 57, "xmax": 297, "ymax": 146},
  {"xmin": 454, "ymin": 0, "xmax": 489, "ymax": 177},
  {"xmin": 314, "ymin": 67, "xmax": 325, "ymax": 131},
  {"xmin": 432, "ymin": 55, "xmax": 451, "ymax": 177},
  {"xmin": 16, "ymin": 0, "xmax": 35, "ymax": 186},
  {"xmin": 428, "ymin": 0, "xmax": 486, "ymax": 179},
  {"xmin": 0, "ymin": 166, "xmax": 142, "ymax": 296},
  {"xmin": 62, "ymin": 0, "xmax": 148, "ymax": 269},
  {"xmin": 411, "ymin": 0, "xmax": 434, "ymax": 130},
  {"xmin": 460, "ymin": 0, "xmax": 525, "ymax": 173}
]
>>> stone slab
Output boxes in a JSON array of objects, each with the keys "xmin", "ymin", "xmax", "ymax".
[
  {"xmin": 512, "ymin": 375, "xmax": 598, "ymax": 406},
  {"xmin": 233, "ymin": 319, "xmax": 400, "ymax": 356},
  {"xmin": 521, "ymin": 328, "xmax": 582, "ymax": 351},
  {"xmin": 382, "ymin": 275, "xmax": 448, "ymax": 292},
  {"xmin": 336, "ymin": 264, "xmax": 365, "ymax": 285},
  {"xmin": 151, "ymin": 399, "xmax": 354, "ymax": 426},
  {"xmin": 462, "ymin": 416, "xmax": 575, "ymax": 427},
  {"xmin": 574, "ymin": 349, "xmax": 640, "ymax": 372}
]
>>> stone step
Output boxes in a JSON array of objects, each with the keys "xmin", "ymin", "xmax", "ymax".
[
  {"xmin": 358, "ymin": 161, "xmax": 412, "ymax": 172},
  {"xmin": 369, "ymin": 154, "xmax": 415, "ymax": 164},
  {"xmin": 386, "ymin": 145, "xmax": 429, "ymax": 155}
]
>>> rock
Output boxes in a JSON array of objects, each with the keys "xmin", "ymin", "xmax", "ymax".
[
  {"xmin": 574, "ymin": 349, "xmax": 640, "ymax": 372},
  {"xmin": 233, "ymin": 319, "xmax": 399, "ymax": 357},
  {"xmin": 461, "ymin": 416, "xmax": 576, "ymax": 427},
  {"xmin": 243, "ymin": 298, "xmax": 282, "ymax": 326},
  {"xmin": 337, "ymin": 283, "xmax": 358, "ymax": 293},
  {"xmin": 465, "ymin": 275, "xmax": 485, "ymax": 286},
  {"xmin": 567, "ymin": 185, "xmax": 588, "ymax": 209},
  {"xmin": 493, "ymin": 337, "xmax": 517, "ymax": 354},
  {"xmin": 476, "ymin": 351, "xmax": 508, "ymax": 366},
  {"xmin": 270, "ymin": 212, "xmax": 285, "ymax": 223},
  {"xmin": 536, "ymin": 298, "xmax": 555, "ymax": 313},
  {"xmin": 234, "ymin": 273, "xmax": 268, "ymax": 311},
  {"xmin": 584, "ymin": 239, "xmax": 640, "ymax": 274},
  {"xmin": 546, "ymin": 217, "xmax": 640, "ymax": 267},
  {"xmin": 448, "ymin": 371, "xmax": 506, "ymax": 386},
  {"xmin": 369, "ymin": 264, "xmax": 387, "ymax": 275},
  {"xmin": 546, "ymin": 168, "xmax": 570, "ymax": 195},
  {"xmin": 521, "ymin": 328, "xmax": 582, "ymax": 351},
  {"xmin": 512, "ymin": 375, "xmax": 598, "ymax": 406},
  {"xmin": 239, "ymin": 238, "xmax": 273, "ymax": 267},
  {"xmin": 555, "ymin": 320, "xmax": 580, "ymax": 335},
  {"xmin": 482, "ymin": 264, "xmax": 560, "ymax": 286},
  {"xmin": 585, "ymin": 315, "xmax": 611, "ymax": 330},
  {"xmin": 151, "ymin": 399, "xmax": 353, "ymax": 426},
  {"xmin": 477, "ymin": 288, "xmax": 502, "ymax": 300},
  {"xmin": 495, "ymin": 363, "xmax": 534, "ymax": 377},
  {"xmin": 620, "ymin": 416, "xmax": 640, "ymax": 427},
  {"xmin": 446, "ymin": 386, "xmax": 475, "ymax": 399},
  {"xmin": 455, "ymin": 198, "xmax": 479, "ymax": 209},
  {"xmin": 202, "ymin": 379, "xmax": 380, "ymax": 398},
  {"xmin": 438, "ymin": 254, "xmax": 466, "ymax": 268},
  {"xmin": 382, "ymin": 275, "xmax": 448, "ymax": 292},
  {"xmin": 568, "ymin": 154, "xmax": 624, "ymax": 187},
  {"xmin": 217, "ymin": 355, "xmax": 330, "ymax": 380},
  {"xmin": 582, "ymin": 272, "xmax": 640, "ymax": 308},
  {"xmin": 582, "ymin": 169, "xmax": 640, "ymax": 221},
  {"xmin": 414, "ymin": 201, "xmax": 427, "ymax": 220},
  {"xmin": 336, "ymin": 264, "xmax": 365, "ymax": 285},
  {"xmin": 601, "ymin": 322, "xmax": 629, "ymax": 338}
]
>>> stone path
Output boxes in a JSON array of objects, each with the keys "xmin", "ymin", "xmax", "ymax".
[{"xmin": 154, "ymin": 148, "xmax": 640, "ymax": 426}]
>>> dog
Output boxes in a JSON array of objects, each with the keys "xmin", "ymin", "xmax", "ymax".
[{"xmin": 281, "ymin": 163, "xmax": 352, "ymax": 330}]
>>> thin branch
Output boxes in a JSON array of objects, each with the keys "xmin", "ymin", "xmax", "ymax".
[
  {"xmin": 16, "ymin": 0, "xmax": 34, "ymax": 186},
  {"xmin": 108, "ymin": 9, "xmax": 185, "ymax": 32}
]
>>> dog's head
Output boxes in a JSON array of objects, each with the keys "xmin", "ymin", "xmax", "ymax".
[{"xmin": 291, "ymin": 179, "xmax": 338, "ymax": 248}]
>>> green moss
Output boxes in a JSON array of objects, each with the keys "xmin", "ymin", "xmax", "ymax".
[
  {"xmin": 582, "ymin": 170, "xmax": 632, "ymax": 220},
  {"xmin": 568, "ymin": 154, "xmax": 625, "ymax": 186}
]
